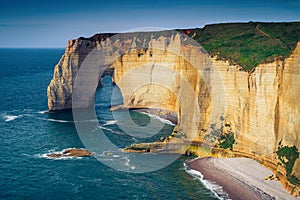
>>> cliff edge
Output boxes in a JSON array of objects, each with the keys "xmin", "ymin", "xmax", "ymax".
[{"xmin": 47, "ymin": 22, "xmax": 300, "ymax": 195}]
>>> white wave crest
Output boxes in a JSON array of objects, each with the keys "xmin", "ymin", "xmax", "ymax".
[
  {"xmin": 97, "ymin": 125, "xmax": 125, "ymax": 135},
  {"xmin": 37, "ymin": 153, "xmax": 83, "ymax": 160},
  {"xmin": 36, "ymin": 148, "xmax": 88, "ymax": 160},
  {"xmin": 46, "ymin": 118, "xmax": 72, "ymax": 123},
  {"xmin": 37, "ymin": 110, "xmax": 48, "ymax": 114},
  {"xmin": 142, "ymin": 112, "xmax": 175, "ymax": 126},
  {"xmin": 122, "ymin": 156, "xmax": 136, "ymax": 170},
  {"xmin": 45, "ymin": 118, "xmax": 98, "ymax": 123},
  {"xmin": 184, "ymin": 162, "xmax": 230, "ymax": 200},
  {"xmin": 103, "ymin": 120, "xmax": 118, "ymax": 126},
  {"xmin": 3, "ymin": 114, "xmax": 20, "ymax": 122}
]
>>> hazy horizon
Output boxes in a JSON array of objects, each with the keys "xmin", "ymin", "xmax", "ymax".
[{"xmin": 1, "ymin": 0, "xmax": 299, "ymax": 48}]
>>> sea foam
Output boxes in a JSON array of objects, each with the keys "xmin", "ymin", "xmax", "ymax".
[
  {"xmin": 103, "ymin": 120, "xmax": 118, "ymax": 126},
  {"xmin": 37, "ymin": 110, "xmax": 48, "ymax": 114},
  {"xmin": 140, "ymin": 112, "xmax": 176, "ymax": 126},
  {"xmin": 184, "ymin": 162, "xmax": 230, "ymax": 200},
  {"xmin": 46, "ymin": 118, "xmax": 72, "ymax": 123},
  {"xmin": 36, "ymin": 148, "xmax": 87, "ymax": 160},
  {"xmin": 3, "ymin": 115, "xmax": 19, "ymax": 122}
]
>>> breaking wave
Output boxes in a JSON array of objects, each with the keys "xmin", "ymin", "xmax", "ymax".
[
  {"xmin": 103, "ymin": 120, "xmax": 118, "ymax": 126},
  {"xmin": 184, "ymin": 162, "xmax": 230, "ymax": 200},
  {"xmin": 3, "ymin": 114, "xmax": 20, "ymax": 122},
  {"xmin": 140, "ymin": 112, "xmax": 175, "ymax": 126}
]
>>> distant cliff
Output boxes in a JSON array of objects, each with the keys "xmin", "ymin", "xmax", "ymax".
[{"xmin": 47, "ymin": 22, "xmax": 300, "ymax": 195}]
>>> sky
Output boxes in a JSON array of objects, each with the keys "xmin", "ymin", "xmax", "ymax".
[{"xmin": 0, "ymin": 0, "xmax": 299, "ymax": 47}]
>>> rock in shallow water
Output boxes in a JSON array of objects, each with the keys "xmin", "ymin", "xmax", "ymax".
[{"xmin": 47, "ymin": 148, "xmax": 92, "ymax": 158}]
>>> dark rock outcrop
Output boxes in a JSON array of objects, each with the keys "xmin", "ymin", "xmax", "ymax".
[{"xmin": 47, "ymin": 148, "xmax": 92, "ymax": 158}]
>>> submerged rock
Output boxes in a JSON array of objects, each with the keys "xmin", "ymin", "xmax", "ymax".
[{"xmin": 47, "ymin": 148, "xmax": 92, "ymax": 158}]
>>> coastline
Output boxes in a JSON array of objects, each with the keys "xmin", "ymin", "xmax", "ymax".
[
  {"xmin": 110, "ymin": 105, "xmax": 178, "ymax": 125},
  {"xmin": 131, "ymin": 108, "xmax": 178, "ymax": 125},
  {"xmin": 187, "ymin": 157, "xmax": 299, "ymax": 200}
]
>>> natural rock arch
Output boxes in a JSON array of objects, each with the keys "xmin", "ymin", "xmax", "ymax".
[
  {"xmin": 47, "ymin": 31, "xmax": 214, "ymax": 143},
  {"xmin": 47, "ymin": 31, "xmax": 300, "ymax": 190}
]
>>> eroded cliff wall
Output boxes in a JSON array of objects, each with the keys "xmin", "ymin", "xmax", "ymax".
[
  {"xmin": 210, "ymin": 44, "xmax": 300, "ymax": 181},
  {"xmin": 47, "ymin": 33, "xmax": 300, "ymax": 190},
  {"xmin": 48, "ymin": 32, "xmax": 213, "ymax": 144}
]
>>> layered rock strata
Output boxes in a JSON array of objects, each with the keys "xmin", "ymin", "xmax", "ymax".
[{"xmin": 47, "ymin": 31, "xmax": 300, "ymax": 195}]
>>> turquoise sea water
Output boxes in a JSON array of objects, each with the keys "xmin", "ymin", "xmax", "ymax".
[{"xmin": 0, "ymin": 49, "xmax": 219, "ymax": 199}]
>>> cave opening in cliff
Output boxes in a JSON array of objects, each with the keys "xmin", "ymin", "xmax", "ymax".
[{"xmin": 94, "ymin": 75, "xmax": 177, "ymax": 148}]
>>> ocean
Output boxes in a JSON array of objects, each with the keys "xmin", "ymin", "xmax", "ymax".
[{"xmin": 0, "ymin": 48, "xmax": 220, "ymax": 199}]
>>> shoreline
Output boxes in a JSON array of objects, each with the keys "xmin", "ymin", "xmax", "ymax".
[
  {"xmin": 187, "ymin": 157, "xmax": 299, "ymax": 200},
  {"xmin": 110, "ymin": 105, "xmax": 178, "ymax": 125},
  {"xmin": 132, "ymin": 108, "xmax": 178, "ymax": 125}
]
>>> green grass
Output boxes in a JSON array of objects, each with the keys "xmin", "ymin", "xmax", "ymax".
[
  {"xmin": 86, "ymin": 22, "xmax": 300, "ymax": 71},
  {"xmin": 185, "ymin": 22, "xmax": 300, "ymax": 71},
  {"xmin": 277, "ymin": 144, "xmax": 300, "ymax": 185}
]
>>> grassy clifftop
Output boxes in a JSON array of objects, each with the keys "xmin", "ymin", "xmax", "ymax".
[
  {"xmin": 186, "ymin": 22, "xmax": 300, "ymax": 71},
  {"xmin": 79, "ymin": 22, "xmax": 300, "ymax": 71}
]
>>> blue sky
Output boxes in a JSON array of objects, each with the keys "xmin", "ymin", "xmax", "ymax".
[{"xmin": 0, "ymin": 0, "xmax": 299, "ymax": 47}]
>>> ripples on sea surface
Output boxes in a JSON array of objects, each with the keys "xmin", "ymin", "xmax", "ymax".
[{"xmin": 0, "ymin": 49, "xmax": 219, "ymax": 199}]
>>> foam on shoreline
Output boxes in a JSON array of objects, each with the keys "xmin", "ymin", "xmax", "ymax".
[
  {"xmin": 187, "ymin": 157, "xmax": 299, "ymax": 200},
  {"xmin": 184, "ymin": 162, "xmax": 229, "ymax": 199},
  {"xmin": 141, "ymin": 112, "xmax": 176, "ymax": 126},
  {"xmin": 132, "ymin": 108, "xmax": 177, "ymax": 126}
]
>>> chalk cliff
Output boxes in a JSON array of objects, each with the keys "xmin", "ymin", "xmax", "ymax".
[
  {"xmin": 47, "ymin": 27, "xmax": 300, "ymax": 194},
  {"xmin": 210, "ymin": 45, "xmax": 300, "ymax": 195}
]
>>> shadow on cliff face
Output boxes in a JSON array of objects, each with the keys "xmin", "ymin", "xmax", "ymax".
[
  {"xmin": 50, "ymin": 29, "xmax": 225, "ymax": 173},
  {"xmin": 95, "ymin": 75, "xmax": 177, "ymax": 143}
]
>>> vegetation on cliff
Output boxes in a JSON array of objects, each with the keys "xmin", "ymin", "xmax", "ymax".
[
  {"xmin": 186, "ymin": 22, "xmax": 300, "ymax": 71},
  {"xmin": 80, "ymin": 22, "xmax": 300, "ymax": 71},
  {"xmin": 277, "ymin": 143, "xmax": 300, "ymax": 185},
  {"xmin": 218, "ymin": 132, "xmax": 235, "ymax": 151}
]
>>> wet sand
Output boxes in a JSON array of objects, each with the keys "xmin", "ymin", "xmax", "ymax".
[{"xmin": 188, "ymin": 157, "xmax": 299, "ymax": 200}]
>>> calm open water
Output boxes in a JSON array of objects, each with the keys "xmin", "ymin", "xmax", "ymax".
[{"xmin": 0, "ymin": 48, "xmax": 219, "ymax": 199}]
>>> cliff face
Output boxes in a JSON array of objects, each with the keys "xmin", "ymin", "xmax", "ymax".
[
  {"xmin": 47, "ymin": 32, "xmax": 300, "ymax": 190},
  {"xmin": 48, "ymin": 32, "xmax": 213, "ymax": 144},
  {"xmin": 207, "ymin": 46, "xmax": 300, "ymax": 194},
  {"xmin": 204, "ymin": 45, "xmax": 300, "ymax": 195},
  {"xmin": 211, "ymin": 44, "xmax": 300, "ymax": 181}
]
